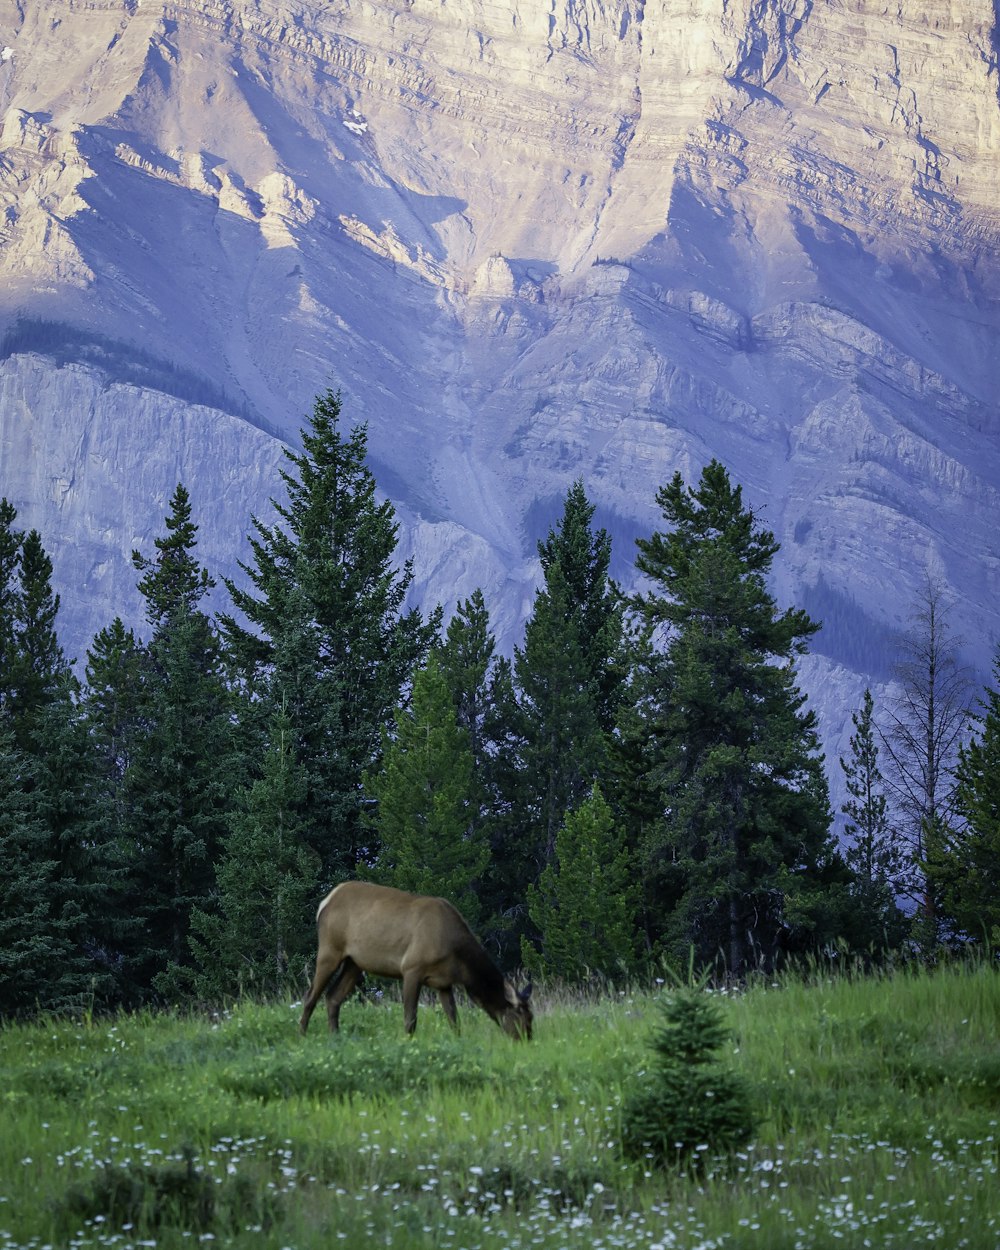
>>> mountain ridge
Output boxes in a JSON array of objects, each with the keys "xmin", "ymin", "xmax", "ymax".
[{"xmin": 0, "ymin": 0, "xmax": 998, "ymax": 774}]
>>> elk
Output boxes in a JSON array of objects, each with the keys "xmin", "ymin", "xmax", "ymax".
[{"xmin": 299, "ymin": 881, "xmax": 533, "ymax": 1040}]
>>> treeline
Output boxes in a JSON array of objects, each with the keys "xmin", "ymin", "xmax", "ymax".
[{"xmin": 2, "ymin": 391, "xmax": 997, "ymax": 1019}]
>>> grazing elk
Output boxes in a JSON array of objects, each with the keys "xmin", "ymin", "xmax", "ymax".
[{"xmin": 299, "ymin": 881, "xmax": 533, "ymax": 1040}]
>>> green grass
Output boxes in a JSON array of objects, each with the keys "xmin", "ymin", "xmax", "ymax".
[{"xmin": 1, "ymin": 963, "xmax": 998, "ymax": 1248}]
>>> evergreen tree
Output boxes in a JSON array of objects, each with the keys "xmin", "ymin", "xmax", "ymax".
[
  {"xmin": 512, "ymin": 481, "xmax": 623, "ymax": 891},
  {"xmin": 535, "ymin": 481, "xmax": 623, "ymax": 733},
  {"xmin": 133, "ymin": 483, "xmax": 214, "ymax": 629},
  {"xmin": 0, "ymin": 504, "xmax": 114, "ymax": 1012},
  {"xmin": 438, "ymin": 589, "xmax": 495, "ymax": 770},
  {"xmin": 522, "ymin": 783, "xmax": 638, "ymax": 983},
  {"xmin": 0, "ymin": 723, "xmax": 63, "ymax": 1019},
  {"xmin": 221, "ymin": 390, "xmax": 437, "ymax": 882},
  {"xmin": 438, "ymin": 590, "xmax": 501, "ymax": 926},
  {"xmin": 366, "ymin": 653, "xmax": 486, "ymax": 924},
  {"xmin": 621, "ymin": 986, "xmax": 757, "ymax": 1172},
  {"xmin": 9, "ymin": 529, "xmax": 69, "ymax": 743},
  {"xmin": 478, "ymin": 653, "xmax": 535, "ymax": 958},
  {"xmin": 0, "ymin": 499, "xmax": 23, "ymax": 715},
  {"xmin": 84, "ymin": 619, "xmax": 144, "ymax": 837},
  {"xmin": 931, "ymin": 650, "xmax": 1000, "ymax": 944},
  {"xmin": 625, "ymin": 461, "xmax": 843, "ymax": 972},
  {"xmin": 28, "ymin": 689, "xmax": 122, "ymax": 1008},
  {"xmin": 119, "ymin": 485, "xmax": 235, "ymax": 998},
  {"xmin": 189, "ymin": 707, "xmax": 319, "ymax": 1000},
  {"xmin": 0, "ymin": 511, "xmax": 70, "ymax": 744},
  {"xmin": 839, "ymin": 688, "xmax": 908, "ymax": 948},
  {"xmin": 81, "ymin": 620, "xmax": 147, "ymax": 996}
]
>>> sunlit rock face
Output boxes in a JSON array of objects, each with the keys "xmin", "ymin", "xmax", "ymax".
[{"xmin": 0, "ymin": 0, "xmax": 998, "ymax": 767}]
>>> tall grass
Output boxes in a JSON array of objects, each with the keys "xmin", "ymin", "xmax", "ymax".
[{"xmin": 1, "ymin": 962, "xmax": 997, "ymax": 1248}]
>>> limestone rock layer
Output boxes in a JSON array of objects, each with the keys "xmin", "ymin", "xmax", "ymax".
[{"xmin": 0, "ymin": 0, "xmax": 998, "ymax": 756}]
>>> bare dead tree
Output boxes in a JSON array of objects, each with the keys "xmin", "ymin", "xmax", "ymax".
[{"xmin": 878, "ymin": 576, "xmax": 974, "ymax": 927}]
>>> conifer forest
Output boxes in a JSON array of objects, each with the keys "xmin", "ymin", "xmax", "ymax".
[{"xmin": 2, "ymin": 390, "xmax": 998, "ymax": 1019}]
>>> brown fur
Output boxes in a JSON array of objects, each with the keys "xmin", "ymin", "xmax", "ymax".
[{"xmin": 299, "ymin": 881, "xmax": 533, "ymax": 1039}]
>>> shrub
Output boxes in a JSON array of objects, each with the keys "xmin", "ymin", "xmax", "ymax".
[
  {"xmin": 55, "ymin": 1148, "xmax": 279, "ymax": 1235},
  {"xmin": 620, "ymin": 987, "xmax": 757, "ymax": 1171}
]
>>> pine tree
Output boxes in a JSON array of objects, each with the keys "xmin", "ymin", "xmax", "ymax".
[
  {"xmin": 931, "ymin": 650, "xmax": 1000, "ymax": 944},
  {"xmin": 522, "ymin": 783, "xmax": 638, "ymax": 983},
  {"xmin": 189, "ymin": 707, "xmax": 319, "ymax": 1000},
  {"xmin": 839, "ymin": 688, "xmax": 907, "ymax": 948},
  {"xmin": 366, "ymin": 653, "xmax": 486, "ymax": 924},
  {"xmin": 625, "ymin": 461, "xmax": 844, "ymax": 972},
  {"xmin": 221, "ymin": 390, "xmax": 437, "ymax": 882}
]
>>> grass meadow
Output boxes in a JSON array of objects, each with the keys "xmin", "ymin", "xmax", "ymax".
[{"xmin": 1, "ymin": 962, "xmax": 998, "ymax": 1249}]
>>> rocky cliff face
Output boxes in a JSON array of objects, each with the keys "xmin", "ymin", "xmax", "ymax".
[{"xmin": 0, "ymin": 0, "xmax": 998, "ymax": 764}]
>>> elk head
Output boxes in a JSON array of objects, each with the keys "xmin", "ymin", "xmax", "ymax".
[{"xmin": 500, "ymin": 981, "xmax": 533, "ymax": 1040}]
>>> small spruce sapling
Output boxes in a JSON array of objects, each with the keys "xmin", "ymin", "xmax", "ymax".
[{"xmin": 621, "ymin": 986, "xmax": 757, "ymax": 1171}]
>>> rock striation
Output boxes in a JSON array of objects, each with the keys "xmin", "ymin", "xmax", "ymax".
[{"xmin": 0, "ymin": 0, "xmax": 998, "ymax": 771}]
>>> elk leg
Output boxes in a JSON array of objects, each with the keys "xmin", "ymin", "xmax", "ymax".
[
  {"xmin": 325, "ymin": 958, "xmax": 362, "ymax": 1032},
  {"xmin": 402, "ymin": 971, "xmax": 422, "ymax": 1035},
  {"xmin": 438, "ymin": 987, "xmax": 459, "ymax": 1033},
  {"xmin": 299, "ymin": 952, "xmax": 344, "ymax": 1035}
]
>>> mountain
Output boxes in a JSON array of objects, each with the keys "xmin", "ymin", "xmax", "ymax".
[{"xmin": 1, "ymin": 0, "xmax": 998, "ymax": 771}]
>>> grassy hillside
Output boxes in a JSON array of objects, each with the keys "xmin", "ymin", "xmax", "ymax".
[{"xmin": 1, "ymin": 964, "xmax": 998, "ymax": 1249}]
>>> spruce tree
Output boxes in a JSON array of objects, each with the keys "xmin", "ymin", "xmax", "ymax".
[
  {"xmin": 535, "ymin": 481, "xmax": 623, "ymax": 733},
  {"xmin": 0, "ymin": 723, "xmax": 62, "ymax": 1019},
  {"xmin": 621, "ymin": 986, "xmax": 757, "ymax": 1172},
  {"xmin": 189, "ymin": 706, "xmax": 319, "ymax": 1000},
  {"xmin": 81, "ymin": 619, "xmax": 147, "ymax": 997},
  {"xmin": 511, "ymin": 482, "xmax": 623, "ymax": 900},
  {"xmin": 438, "ymin": 589, "xmax": 495, "ymax": 770},
  {"xmin": 9, "ymin": 529, "xmax": 69, "ymax": 741},
  {"xmin": 0, "ymin": 512, "xmax": 72, "ymax": 747},
  {"xmin": 839, "ymin": 688, "xmax": 907, "ymax": 948},
  {"xmin": 0, "ymin": 503, "xmax": 121, "ymax": 1012},
  {"xmin": 478, "ymin": 653, "xmax": 535, "ymax": 958},
  {"xmin": 133, "ymin": 483, "xmax": 214, "ymax": 629},
  {"xmin": 931, "ymin": 650, "xmax": 1000, "ymax": 943},
  {"xmin": 120, "ymin": 485, "xmax": 235, "ymax": 998},
  {"xmin": 437, "ymin": 590, "xmax": 501, "ymax": 925},
  {"xmin": 221, "ymin": 390, "xmax": 437, "ymax": 882},
  {"xmin": 27, "ymin": 687, "xmax": 122, "ymax": 1009},
  {"xmin": 522, "ymin": 783, "xmax": 638, "ymax": 983},
  {"xmin": 366, "ymin": 653, "xmax": 486, "ymax": 924},
  {"xmin": 84, "ymin": 619, "xmax": 144, "ymax": 835},
  {"xmin": 0, "ymin": 499, "xmax": 22, "ymax": 713},
  {"xmin": 625, "ymin": 461, "xmax": 844, "ymax": 972}
]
